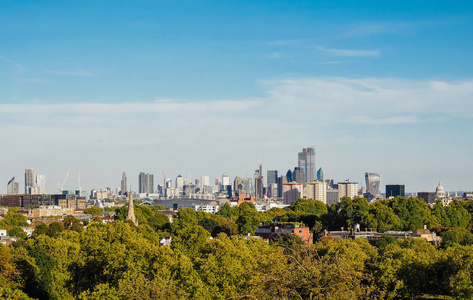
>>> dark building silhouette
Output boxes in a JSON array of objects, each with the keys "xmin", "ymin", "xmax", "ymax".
[{"xmin": 386, "ymin": 184, "xmax": 405, "ymax": 197}]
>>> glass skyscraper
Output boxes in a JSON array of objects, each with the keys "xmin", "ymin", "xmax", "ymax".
[
  {"xmin": 365, "ymin": 172, "xmax": 381, "ymax": 198},
  {"xmin": 298, "ymin": 147, "xmax": 315, "ymax": 182}
]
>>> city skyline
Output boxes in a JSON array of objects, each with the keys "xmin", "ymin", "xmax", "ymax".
[{"xmin": 1, "ymin": 1, "xmax": 472, "ymax": 193}]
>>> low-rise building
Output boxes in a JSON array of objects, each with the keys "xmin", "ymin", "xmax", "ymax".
[
  {"xmin": 255, "ymin": 222, "xmax": 313, "ymax": 245},
  {"xmin": 33, "ymin": 206, "xmax": 75, "ymax": 218}
]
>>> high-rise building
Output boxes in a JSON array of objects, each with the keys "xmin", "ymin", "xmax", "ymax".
[
  {"xmin": 317, "ymin": 168, "xmax": 324, "ymax": 182},
  {"xmin": 200, "ymin": 176, "xmax": 210, "ymax": 190},
  {"xmin": 386, "ymin": 184, "xmax": 405, "ymax": 198},
  {"xmin": 338, "ymin": 180, "xmax": 359, "ymax": 200},
  {"xmin": 365, "ymin": 172, "xmax": 381, "ymax": 199},
  {"xmin": 222, "ymin": 174, "xmax": 230, "ymax": 186},
  {"xmin": 286, "ymin": 169, "xmax": 293, "ymax": 183},
  {"xmin": 139, "ymin": 172, "xmax": 154, "ymax": 194},
  {"xmin": 277, "ymin": 175, "xmax": 287, "ymax": 198},
  {"xmin": 35, "ymin": 175, "xmax": 46, "ymax": 194},
  {"xmin": 7, "ymin": 177, "xmax": 19, "ymax": 194},
  {"xmin": 298, "ymin": 147, "xmax": 316, "ymax": 182},
  {"xmin": 121, "ymin": 172, "xmax": 127, "ymax": 196},
  {"xmin": 176, "ymin": 175, "xmax": 184, "ymax": 192},
  {"xmin": 283, "ymin": 183, "xmax": 304, "ymax": 204},
  {"xmin": 293, "ymin": 167, "xmax": 305, "ymax": 183},
  {"xmin": 255, "ymin": 176, "xmax": 264, "ymax": 199},
  {"xmin": 305, "ymin": 182, "xmax": 327, "ymax": 204},
  {"xmin": 25, "ymin": 168, "xmax": 35, "ymax": 194},
  {"xmin": 267, "ymin": 170, "xmax": 278, "ymax": 186}
]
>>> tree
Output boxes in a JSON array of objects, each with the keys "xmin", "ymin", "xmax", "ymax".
[
  {"xmin": 236, "ymin": 202, "xmax": 263, "ymax": 235},
  {"xmin": 4, "ymin": 211, "xmax": 28, "ymax": 227},
  {"xmin": 7, "ymin": 227, "xmax": 27, "ymax": 239},
  {"xmin": 32, "ymin": 223, "xmax": 48, "ymax": 237},
  {"xmin": 47, "ymin": 222, "xmax": 64, "ymax": 238},
  {"xmin": 84, "ymin": 206, "xmax": 102, "ymax": 216},
  {"xmin": 367, "ymin": 201, "xmax": 402, "ymax": 232},
  {"xmin": 216, "ymin": 203, "xmax": 238, "ymax": 218},
  {"xmin": 441, "ymin": 227, "xmax": 473, "ymax": 247},
  {"xmin": 63, "ymin": 215, "xmax": 83, "ymax": 233},
  {"xmin": 287, "ymin": 198, "xmax": 327, "ymax": 218},
  {"xmin": 198, "ymin": 218, "xmax": 219, "ymax": 236}
]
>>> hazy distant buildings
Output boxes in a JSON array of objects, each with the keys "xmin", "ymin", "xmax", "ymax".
[
  {"xmin": 254, "ymin": 165, "xmax": 264, "ymax": 199},
  {"xmin": 386, "ymin": 184, "xmax": 405, "ymax": 198},
  {"xmin": 326, "ymin": 189, "xmax": 339, "ymax": 205},
  {"xmin": 7, "ymin": 177, "xmax": 19, "ymax": 194},
  {"xmin": 139, "ymin": 172, "xmax": 154, "ymax": 194},
  {"xmin": 298, "ymin": 147, "xmax": 315, "ymax": 182},
  {"xmin": 222, "ymin": 174, "xmax": 230, "ymax": 187},
  {"xmin": 121, "ymin": 172, "xmax": 127, "ymax": 195}
]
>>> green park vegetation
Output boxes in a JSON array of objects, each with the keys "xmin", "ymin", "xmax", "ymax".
[{"xmin": 1, "ymin": 197, "xmax": 473, "ymax": 299}]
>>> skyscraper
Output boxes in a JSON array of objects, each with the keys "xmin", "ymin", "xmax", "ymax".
[
  {"xmin": 175, "ymin": 175, "xmax": 184, "ymax": 192},
  {"xmin": 121, "ymin": 172, "xmax": 127, "ymax": 195},
  {"xmin": 7, "ymin": 177, "xmax": 19, "ymax": 194},
  {"xmin": 267, "ymin": 170, "xmax": 278, "ymax": 186},
  {"xmin": 286, "ymin": 169, "xmax": 293, "ymax": 183},
  {"xmin": 25, "ymin": 168, "xmax": 35, "ymax": 194},
  {"xmin": 365, "ymin": 172, "xmax": 381, "ymax": 199},
  {"xmin": 35, "ymin": 175, "xmax": 46, "ymax": 194},
  {"xmin": 139, "ymin": 172, "xmax": 154, "ymax": 194},
  {"xmin": 277, "ymin": 175, "xmax": 287, "ymax": 198},
  {"xmin": 317, "ymin": 168, "xmax": 324, "ymax": 182},
  {"xmin": 298, "ymin": 147, "xmax": 315, "ymax": 182}
]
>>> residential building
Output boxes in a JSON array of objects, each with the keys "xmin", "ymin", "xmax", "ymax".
[
  {"xmin": 305, "ymin": 182, "xmax": 327, "ymax": 204},
  {"xmin": 338, "ymin": 180, "xmax": 359, "ymax": 200},
  {"xmin": 7, "ymin": 177, "xmax": 19, "ymax": 194},
  {"xmin": 255, "ymin": 222, "xmax": 313, "ymax": 245},
  {"xmin": 25, "ymin": 168, "xmax": 35, "ymax": 194},
  {"xmin": 283, "ymin": 183, "xmax": 304, "ymax": 205}
]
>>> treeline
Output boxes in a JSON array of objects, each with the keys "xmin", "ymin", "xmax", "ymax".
[{"xmin": 1, "ymin": 196, "xmax": 473, "ymax": 299}]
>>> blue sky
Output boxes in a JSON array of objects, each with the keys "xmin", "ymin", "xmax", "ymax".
[{"xmin": 1, "ymin": 0, "xmax": 472, "ymax": 193}]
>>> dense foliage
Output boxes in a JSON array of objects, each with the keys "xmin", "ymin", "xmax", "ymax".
[{"xmin": 1, "ymin": 197, "xmax": 473, "ymax": 299}]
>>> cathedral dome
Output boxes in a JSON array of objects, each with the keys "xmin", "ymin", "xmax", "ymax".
[{"xmin": 436, "ymin": 181, "xmax": 446, "ymax": 198}]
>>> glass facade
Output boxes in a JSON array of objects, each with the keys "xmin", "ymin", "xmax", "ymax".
[{"xmin": 365, "ymin": 172, "xmax": 381, "ymax": 198}]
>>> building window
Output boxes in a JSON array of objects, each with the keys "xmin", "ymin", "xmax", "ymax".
[{"xmin": 298, "ymin": 230, "xmax": 303, "ymax": 234}]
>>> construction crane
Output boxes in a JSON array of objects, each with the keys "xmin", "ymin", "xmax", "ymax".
[{"xmin": 57, "ymin": 172, "xmax": 69, "ymax": 193}]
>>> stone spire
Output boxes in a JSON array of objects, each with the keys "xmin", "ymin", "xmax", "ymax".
[{"xmin": 126, "ymin": 189, "xmax": 138, "ymax": 226}]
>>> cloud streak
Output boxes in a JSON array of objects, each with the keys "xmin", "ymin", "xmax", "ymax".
[
  {"xmin": 315, "ymin": 46, "xmax": 380, "ymax": 57},
  {"xmin": 45, "ymin": 69, "xmax": 96, "ymax": 77}
]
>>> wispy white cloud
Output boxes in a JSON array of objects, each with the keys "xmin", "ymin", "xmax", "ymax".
[
  {"xmin": 45, "ymin": 69, "xmax": 96, "ymax": 77},
  {"xmin": 315, "ymin": 46, "xmax": 380, "ymax": 57},
  {"xmin": 268, "ymin": 52, "xmax": 282, "ymax": 59},
  {"xmin": 0, "ymin": 55, "xmax": 25, "ymax": 73},
  {"xmin": 317, "ymin": 61, "xmax": 345, "ymax": 65},
  {"xmin": 267, "ymin": 39, "xmax": 309, "ymax": 46}
]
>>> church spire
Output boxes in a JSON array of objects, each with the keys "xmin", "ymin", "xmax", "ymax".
[{"xmin": 126, "ymin": 189, "xmax": 138, "ymax": 226}]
